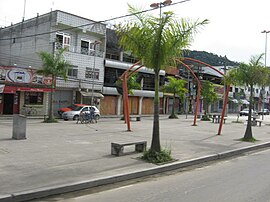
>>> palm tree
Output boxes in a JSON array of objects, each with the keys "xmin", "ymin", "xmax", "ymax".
[
  {"xmin": 200, "ymin": 81, "xmax": 218, "ymax": 120},
  {"xmin": 116, "ymin": 5, "xmax": 208, "ymax": 152},
  {"xmin": 37, "ymin": 48, "xmax": 71, "ymax": 122},
  {"xmin": 226, "ymin": 54, "xmax": 270, "ymax": 141},
  {"xmin": 162, "ymin": 76, "xmax": 187, "ymax": 119}
]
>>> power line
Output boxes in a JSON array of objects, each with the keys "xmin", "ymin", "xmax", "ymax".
[{"xmin": 0, "ymin": 0, "xmax": 190, "ymax": 41}]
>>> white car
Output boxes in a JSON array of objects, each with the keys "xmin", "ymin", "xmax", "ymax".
[
  {"xmin": 239, "ymin": 108, "xmax": 257, "ymax": 116},
  {"xmin": 62, "ymin": 105, "xmax": 100, "ymax": 121}
]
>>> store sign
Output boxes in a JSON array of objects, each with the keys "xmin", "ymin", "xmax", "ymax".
[{"xmin": 0, "ymin": 66, "xmax": 52, "ymax": 86}]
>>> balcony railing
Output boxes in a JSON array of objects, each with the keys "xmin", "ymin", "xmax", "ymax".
[{"xmin": 54, "ymin": 43, "xmax": 104, "ymax": 58}]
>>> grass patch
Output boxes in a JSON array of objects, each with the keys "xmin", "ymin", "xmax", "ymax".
[
  {"xmin": 239, "ymin": 137, "xmax": 257, "ymax": 142},
  {"xmin": 168, "ymin": 114, "xmax": 178, "ymax": 119},
  {"xmin": 43, "ymin": 118, "xmax": 58, "ymax": 123},
  {"xmin": 232, "ymin": 120, "xmax": 243, "ymax": 123},
  {"xmin": 201, "ymin": 117, "xmax": 211, "ymax": 121},
  {"xmin": 141, "ymin": 148, "xmax": 173, "ymax": 164}
]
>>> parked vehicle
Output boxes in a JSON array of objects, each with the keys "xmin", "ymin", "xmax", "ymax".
[
  {"xmin": 58, "ymin": 104, "xmax": 86, "ymax": 116},
  {"xmin": 239, "ymin": 108, "xmax": 257, "ymax": 116},
  {"xmin": 62, "ymin": 105, "xmax": 100, "ymax": 121},
  {"xmin": 258, "ymin": 109, "xmax": 270, "ymax": 115}
]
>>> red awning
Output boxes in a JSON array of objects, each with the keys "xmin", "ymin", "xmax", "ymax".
[
  {"xmin": 3, "ymin": 86, "xmax": 16, "ymax": 94},
  {"xmin": 17, "ymin": 87, "xmax": 53, "ymax": 92},
  {"xmin": 3, "ymin": 86, "xmax": 53, "ymax": 93}
]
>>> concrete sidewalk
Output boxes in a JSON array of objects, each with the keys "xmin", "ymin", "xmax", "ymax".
[{"xmin": 1, "ymin": 114, "xmax": 270, "ymax": 201}]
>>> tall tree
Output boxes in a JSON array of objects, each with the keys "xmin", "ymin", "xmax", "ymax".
[
  {"xmin": 226, "ymin": 54, "xmax": 270, "ymax": 140},
  {"xmin": 37, "ymin": 48, "xmax": 71, "ymax": 122},
  {"xmin": 116, "ymin": 5, "xmax": 208, "ymax": 152},
  {"xmin": 162, "ymin": 76, "xmax": 187, "ymax": 118},
  {"xmin": 200, "ymin": 81, "xmax": 218, "ymax": 120}
]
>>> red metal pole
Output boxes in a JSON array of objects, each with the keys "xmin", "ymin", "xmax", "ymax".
[
  {"xmin": 122, "ymin": 75, "xmax": 131, "ymax": 131},
  {"xmin": 217, "ymin": 85, "xmax": 230, "ymax": 135},
  {"xmin": 176, "ymin": 59, "xmax": 201, "ymax": 126},
  {"xmin": 183, "ymin": 57, "xmax": 229, "ymax": 135}
]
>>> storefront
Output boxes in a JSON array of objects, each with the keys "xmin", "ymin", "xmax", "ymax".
[{"xmin": 0, "ymin": 66, "xmax": 52, "ymax": 116}]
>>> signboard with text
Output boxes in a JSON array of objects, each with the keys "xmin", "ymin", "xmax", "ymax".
[{"xmin": 0, "ymin": 66, "xmax": 52, "ymax": 86}]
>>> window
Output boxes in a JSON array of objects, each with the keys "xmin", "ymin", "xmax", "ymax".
[
  {"xmin": 67, "ymin": 66, "xmax": 78, "ymax": 78},
  {"xmin": 24, "ymin": 92, "xmax": 43, "ymax": 105},
  {"xmin": 85, "ymin": 67, "xmax": 99, "ymax": 80},
  {"xmin": 81, "ymin": 40, "xmax": 95, "ymax": 55},
  {"xmin": 55, "ymin": 33, "xmax": 70, "ymax": 50},
  {"xmin": 235, "ymin": 87, "xmax": 239, "ymax": 93}
]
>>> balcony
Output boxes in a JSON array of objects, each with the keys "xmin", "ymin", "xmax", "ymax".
[{"xmin": 54, "ymin": 43, "xmax": 104, "ymax": 58}]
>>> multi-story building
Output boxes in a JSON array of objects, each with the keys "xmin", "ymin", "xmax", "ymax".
[
  {"xmin": 101, "ymin": 28, "xmax": 165, "ymax": 116},
  {"xmin": 0, "ymin": 10, "xmax": 106, "ymax": 116}
]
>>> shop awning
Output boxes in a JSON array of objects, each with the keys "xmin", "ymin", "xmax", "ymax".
[
  {"xmin": 80, "ymin": 91, "xmax": 104, "ymax": 98},
  {"xmin": 3, "ymin": 86, "xmax": 53, "ymax": 93}
]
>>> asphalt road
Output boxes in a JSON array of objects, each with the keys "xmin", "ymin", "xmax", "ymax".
[{"xmin": 44, "ymin": 149, "xmax": 270, "ymax": 202}]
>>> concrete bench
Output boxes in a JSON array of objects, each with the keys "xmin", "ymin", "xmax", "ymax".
[
  {"xmin": 111, "ymin": 141, "xmax": 147, "ymax": 156},
  {"xmin": 130, "ymin": 115, "xmax": 141, "ymax": 121},
  {"xmin": 247, "ymin": 120, "xmax": 262, "ymax": 127},
  {"xmin": 212, "ymin": 116, "xmax": 227, "ymax": 124}
]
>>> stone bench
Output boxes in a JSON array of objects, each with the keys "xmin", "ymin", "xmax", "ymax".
[
  {"xmin": 212, "ymin": 116, "xmax": 227, "ymax": 124},
  {"xmin": 130, "ymin": 115, "xmax": 141, "ymax": 121},
  {"xmin": 111, "ymin": 141, "xmax": 147, "ymax": 156},
  {"xmin": 247, "ymin": 120, "xmax": 262, "ymax": 127}
]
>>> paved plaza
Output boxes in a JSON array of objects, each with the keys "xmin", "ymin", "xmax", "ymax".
[{"xmin": 1, "ymin": 114, "xmax": 270, "ymax": 201}]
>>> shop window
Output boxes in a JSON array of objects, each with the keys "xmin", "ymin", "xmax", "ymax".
[
  {"xmin": 85, "ymin": 67, "xmax": 99, "ymax": 80},
  {"xmin": 24, "ymin": 92, "xmax": 43, "ymax": 105}
]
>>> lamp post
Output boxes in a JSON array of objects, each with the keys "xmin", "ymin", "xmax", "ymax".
[
  {"xmin": 150, "ymin": 0, "xmax": 172, "ymax": 19},
  {"xmin": 91, "ymin": 40, "xmax": 102, "ymax": 106},
  {"xmin": 261, "ymin": 30, "xmax": 270, "ymax": 120}
]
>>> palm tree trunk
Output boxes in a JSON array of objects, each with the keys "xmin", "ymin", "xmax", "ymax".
[
  {"xmin": 244, "ymin": 85, "xmax": 253, "ymax": 140},
  {"xmin": 151, "ymin": 71, "xmax": 161, "ymax": 152}
]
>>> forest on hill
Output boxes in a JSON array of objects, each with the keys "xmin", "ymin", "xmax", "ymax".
[{"xmin": 183, "ymin": 50, "xmax": 239, "ymax": 66}]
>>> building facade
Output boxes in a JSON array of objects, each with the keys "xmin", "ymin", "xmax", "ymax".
[{"xmin": 0, "ymin": 10, "xmax": 106, "ymax": 116}]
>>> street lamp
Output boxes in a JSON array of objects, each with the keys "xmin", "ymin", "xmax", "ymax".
[
  {"xmin": 261, "ymin": 30, "xmax": 270, "ymax": 68},
  {"xmin": 261, "ymin": 30, "xmax": 270, "ymax": 120},
  {"xmin": 150, "ymin": 0, "xmax": 172, "ymax": 18},
  {"xmin": 91, "ymin": 40, "xmax": 102, "ymax": 106}
]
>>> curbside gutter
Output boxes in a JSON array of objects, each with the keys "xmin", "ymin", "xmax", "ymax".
[{"xmin": 1, "ymin": 141, "xmax": 270, "ymax": 202}]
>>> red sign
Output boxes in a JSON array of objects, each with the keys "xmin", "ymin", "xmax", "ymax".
[{"xmin": 3, "ymin": 86, "xmax": 53, "ymax": 93}]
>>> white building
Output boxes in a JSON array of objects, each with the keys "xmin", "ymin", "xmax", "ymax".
[{"xmin": 0, "ymin": 10, "xmax": 106, "ymax": 116}]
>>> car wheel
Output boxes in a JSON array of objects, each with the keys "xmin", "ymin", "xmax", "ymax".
[
  {"xmin": 73, "ymin": 115, "xmax": 79, "ymax": 121},
  {"xmin": 95, "ymin": 114, "xmax": 100, "ymax": 120},
  {"xmin": 64, "ymin": 118, "xmax": 68, "ymax": 121}
]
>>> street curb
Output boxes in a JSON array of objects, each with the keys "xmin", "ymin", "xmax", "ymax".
[{"xmin": 1, "ymin": 141, "xmax": 270, "ymax": 202}]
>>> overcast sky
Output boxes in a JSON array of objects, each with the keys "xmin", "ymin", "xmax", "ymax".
[{"xmin": 1, "ymin": 0, "xmax": 270, "ymax": 65}]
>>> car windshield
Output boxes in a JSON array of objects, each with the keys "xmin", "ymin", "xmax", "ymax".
[{"xmin": 72, "ymin": 106, "xmax": 84, "ymax": 111}]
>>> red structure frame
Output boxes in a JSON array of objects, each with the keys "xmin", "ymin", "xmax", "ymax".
[
  {"xmin": 183, "ymin": 57, "xmax": 230, "ymax": 135},
  {"xmin": 119, "ymin": 58, "xmax": 229, "ymax": 135},
  {"xmin": 175, "ymin": 59, "xmax": 201, "ymax": 126},
  {"xmin": 119, "ymin": 61, "xmax": 144, "ymax": 131}
]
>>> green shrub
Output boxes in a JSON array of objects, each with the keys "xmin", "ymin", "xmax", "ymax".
[
  {"xmin": 43, "ymin": 118, "xmax": 58, "ymax": 123},
  {"xmin": 240, "ymin": 137, "xmax": 257, "ymax": 142},
  {"xmin": 169, "ymin": 114, "xmax": 178, "ymax": 119},
  {"xmin": 141, "ymin": 148, "xmax": 173, "ymax": 164}
]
